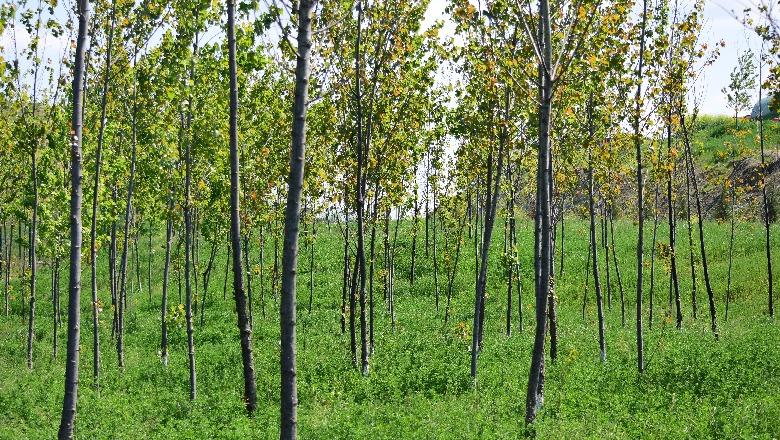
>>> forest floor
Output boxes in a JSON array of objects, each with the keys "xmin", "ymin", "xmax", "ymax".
[{"xmin": 1, "ymin": 214, "xmax": 778, "ymax": 438}]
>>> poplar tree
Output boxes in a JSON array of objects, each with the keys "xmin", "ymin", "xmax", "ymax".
[
  {"xmin": 227, "ymin": 0, "xmax": 258, "ymax": 415},
  {"xmin": 281, "ymin": 1, "xmax": 318, "ymax": 437},
  {"xmin": 58, "ymin": 0, "xmax": 88, "ymax": 436}
]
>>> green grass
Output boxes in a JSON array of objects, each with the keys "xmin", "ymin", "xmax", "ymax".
[
  {"xmin": 693, "ymin": 114, "xmax": 780, "ymax": 166},
  {"xmin": 0, "ymin": 216, "xmax": 779, "ymax": 438}
]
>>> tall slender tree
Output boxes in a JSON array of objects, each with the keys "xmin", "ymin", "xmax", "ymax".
[
  {"xmin": 227, "ymin": 0, "xmax": 258, "ymax": 415},
  {"xmin": 58, "ymin": 0, "xmax": 88, "ymax": 436},
  {"xmin": 90, "ymin": 0, "xmax": 117, "ymax": 390},
  {"xmin": 280, "ymin": 1, "xmax": 317, "ymax": 438},
  {"xmin": 633, "ymin": 0, "xmax": 648, "ymax": 373}
]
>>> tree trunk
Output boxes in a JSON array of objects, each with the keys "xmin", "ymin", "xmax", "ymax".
[
  {"xmin": 684, "ymin": 146, "xmax": 698, "ymax": 320},
  {"xmin": 58, "ymin": 0, "xmax": 87, "ymax": 435},
  {"xmin": 444, "ymin": 217, "xmax": 464, "ymax": 325},
  {"xmin": 602, "ymin": 208, "xmax": 612, "ymax": 310},
  {"xmin": 134, "ymin": 223, "xmax": 143, "ymax": 303},
  {"xmin": 200, "ymin": 240, "xmax": 218, "ymax": 326},
  {"xmin": 146, "ymin": 218, "xmax": 151, "ymax": 301},
  {"xmin": 681, "ymin": 115, "xmax": 719, "ymax": 339},
  {"xmin": 368, "ymin": 181, "xmax": 379, "ymax": 353},
  {"xmin": 757, "ymin": 81, "xmax": 774, "ymax": 318},
  {"xmin": 184, "ymin": 20, "xmax": 199, "ymax": 402},
  {"xmin": 589, "ymin": 145, "xmax": 606, "ymax": 362},
  {"xmin": 410, "ymin": 167, "xmax": 418, "ymax": 292},
  {"xmin": 353, "ymin": 1, "xmax": 369, "ymax": 376},
  {"xmin": 548, "ymin": 138, "xmax": 557, "ymax": 362},
  {"xmin": 665, "ymin": 124, "xmax": 682, "ymax": 329},
  {"xmin": 582, "ymin": 228, "xmax": 591, "ymax": 320},
  {"xmin": 609, "ymin": 208, "xmax": 625, "ymax": 327},
  {"xmin": 383, "ymin": 205, "xmax": 389, "ymax": 304},
  {"xmin": 308, "ymin": 219, "xmax": 315, "ymax": 314},
  {"xmin": 27, "ymin": 147, "xmax": 39, "ymax": 370},
  {"xmin": 726, "ymin": 154, "xmax": 736, "ymax": 322},
  {"xmin": 470, "ymin": 97, "xmax": 507, "ymax": 378},
  {"xmin": 228, "ymin": 0, "xmax": 258, "ymax": 414},
  {"xmin": 4, "ymin": 223, "xmax": 9, "ymax": 317},
  {"xmin": 649, "ymin": 184, "xmax": 659, "ymax": 329},
  {"xmin": 223, "ymin": 242, "xmax": 230, "ymax": 301},
  {"xmin": 161, "ymin": 195, "xmax": 174, "ymax": 366},
  {"xmin": 633, "ymin": 0, "xmax": 648, "ymax": 374},
  {"xmin": 506, "ymin": 164, "xmax": 515, "ymax": 336},
  {"xmin": 89, "ymin": 0, "xmax": 115, "ymax": 386},
  {"xmin": 432, "ymin": 171, "xmax": 440, "ymax": 312},
  {"xmin": 243, "ymin": 233, "xmax": 254, "ymax": 328},
  {"xmin": 110, "ymin": 187, "xmax": 118, "ymax": 339},
  {"xmin": 390, "ymin": 206, "xmax": 401, "ymax": 332},
  {"xmin": 425, "ymin": 152, "xmax": 430, "ymax": 257},
  {"xmin": 52, "ymin": 258, "xmax": 59, "ymax": 359},
  {"xmin": 117, "ymin": 54, "xmax": 140, "ymax": 369},
  {"xmin": 259, "ymin": 227, "xmax": 266, "ymax": 318},
  {"xmin": 280, "ymin": 2, "xmax": 316, "ymax": 436},
  {"xmin": 525, "ymin": 3, "xmax": 553, "ymax": 423},
  {"xmin": 341, "ymin": 181, "xmax": 349, "ymax": 334}
]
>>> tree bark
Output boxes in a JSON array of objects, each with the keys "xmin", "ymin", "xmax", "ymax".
[{"xmin": 58, "ymin": 0, "xmax": 88, "ymax": 435}]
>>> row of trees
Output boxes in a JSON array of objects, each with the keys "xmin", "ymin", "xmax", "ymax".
[{"xmin": 0, "ymin": 0, "xmax": 776, "ymax": 437}]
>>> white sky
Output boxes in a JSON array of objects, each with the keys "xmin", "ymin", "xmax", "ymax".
[{"xmin": 423, "ymin": 0, "xmax": 775, "ymax": 116}]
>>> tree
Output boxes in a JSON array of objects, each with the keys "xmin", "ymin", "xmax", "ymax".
[
  {"xmin": 280, "ymin": 1, "xmax": 318, "ymax": 437},
  {"xmin": 633, "ymin": 0, "xmax": 648, "ymax": 374},
  {"xmin": 519, "ymin": 0, "xmax": 597, "ymax": 425},
  {"xmin": 58, "ymin": 0, "xmax": 88, "ymax": 436},
  {"xmin": 722, "ymin": 49, "xmax": 757, "ymax": 129},
  {"xmin": 90, "ymin": 0, "xmax": 117, "ymax": 390},
  {"xmin": 227, "ymin": 0, "xmax": 258, "ymax": 415}
]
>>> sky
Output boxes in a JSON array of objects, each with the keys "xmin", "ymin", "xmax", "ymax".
[{"xmin": 422, "ymin": 0, "xmax": 775, "ymax": 117}]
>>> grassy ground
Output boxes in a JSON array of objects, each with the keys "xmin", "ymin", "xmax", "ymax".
[
  {"xmin": 694, "ymin": 114, "xmax": 779, "ymax": 165},
  {"xmin": 0, "ymin": 215, "xmax": 778, "ymax": 439}
]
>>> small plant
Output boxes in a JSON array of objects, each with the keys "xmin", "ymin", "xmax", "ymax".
[{"xmin": 166, "ymin": 303, "xmax": 186, "ymax": 330}]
